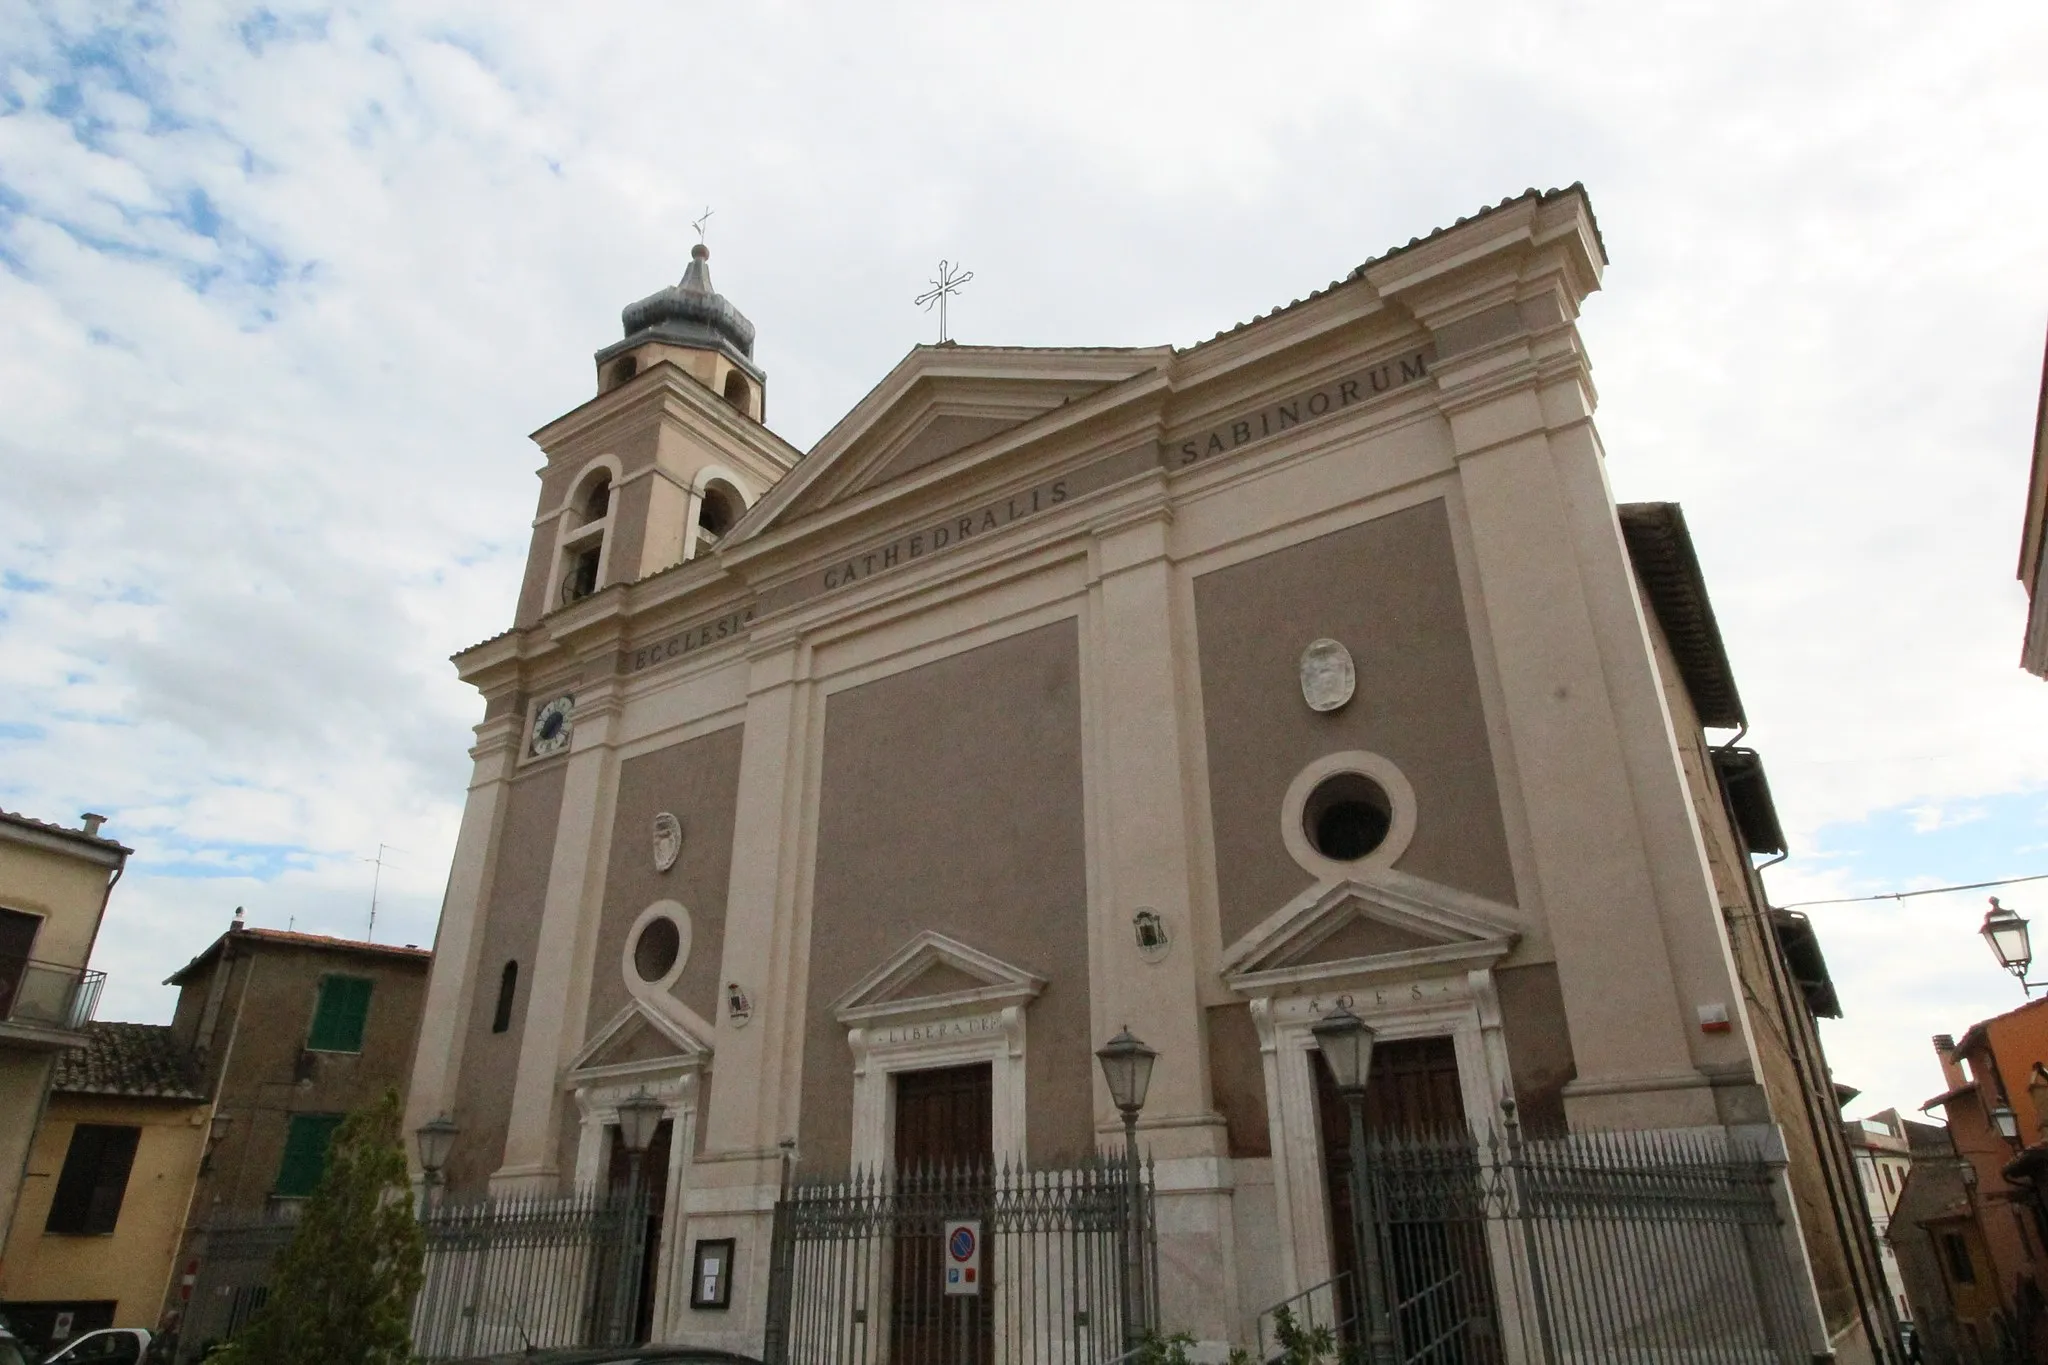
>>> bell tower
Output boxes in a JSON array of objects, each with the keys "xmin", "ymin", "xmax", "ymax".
[{"xmin": 513, "ymin": 243, "xmax": 798, "ymax": 626}]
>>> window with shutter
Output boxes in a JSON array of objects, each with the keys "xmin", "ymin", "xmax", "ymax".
[
  {"xmin": 274, "ymin": 1113, "xmax": 345, "ymax": 1197},
  {"xmin": 306, "ymin": 975, "xmax": 373, "ymax": 1052},
  {"xmin": 45, "ymin": 1124, "xmax": 141, "ymax": 1235}
]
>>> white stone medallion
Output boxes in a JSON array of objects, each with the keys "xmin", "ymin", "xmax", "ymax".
[
  {"xmin": 652, "ymin": 812, "xmax": 683, "ymax": 872},
  {"xmin": 1299, "ymin": 638, "xmax": 1356, "ymax": 713}
]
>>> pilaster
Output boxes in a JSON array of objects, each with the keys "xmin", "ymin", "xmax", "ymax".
[
  {"xmin": 495, "ymin": 680, "xmax": 626, "ymax": 1190},
  {"xmin": 1084, "ymin": 483, "xmax": 1237, "ymax": 1347},
  {"xmin": 403, "ymin": 713, "xmax": 521, "ymax": 1167}
]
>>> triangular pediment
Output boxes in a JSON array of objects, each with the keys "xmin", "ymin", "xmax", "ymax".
[
  {"xmin": 568, "ymin": 999, "xmax": 712, "ymax": 1086},
  {"xmin": 1221, "ymin": 868, "xmax": 1522, "ymax": 995},
  {"xmin": 742, "ymin": 346, "xmax": 1170, "ymax": 534},
  {"xmin": 834, "ymin": 930, "xmax": 1047, "ymax": 1026}
]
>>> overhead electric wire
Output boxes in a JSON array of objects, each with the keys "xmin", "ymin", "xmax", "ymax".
[{"xmin": 1775, "ymin": 871, "xmax": 2048, "ymax": 910}]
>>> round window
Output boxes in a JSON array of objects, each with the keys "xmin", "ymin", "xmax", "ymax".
[
  {"xmin": 1302, "ymin": 771, "xmax": 1393, "ymax": 861},
  {"xmin": 633, "ymin": 916, "xmax": 682, "ymax": 983}
]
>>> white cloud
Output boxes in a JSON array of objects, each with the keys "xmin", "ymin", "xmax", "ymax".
[{"xmin": 3, "ymin": 0, "xmax": 2046, "ymax": 1124}]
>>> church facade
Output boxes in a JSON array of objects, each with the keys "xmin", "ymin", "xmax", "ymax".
[{"xmin": 404, "ymin": 188, "xmax": 1873, "ymax": 1360}]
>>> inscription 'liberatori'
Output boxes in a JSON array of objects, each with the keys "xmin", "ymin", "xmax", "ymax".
[
  {"xmin": 1168, "ymin": 346, "xmax": 1434, "ymax": 469},
  {"xmin": 873, "ymin": 1013, "xmax": 1003, "ymax": 1047}
]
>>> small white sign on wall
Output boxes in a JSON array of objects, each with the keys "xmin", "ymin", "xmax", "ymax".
[{"xmin": 943, "ymin": 1219, "xmax": 982, "ymax": 1295}]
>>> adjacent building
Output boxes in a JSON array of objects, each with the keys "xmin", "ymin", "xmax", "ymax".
[
  {"xmin": 160, "ymin": 917, "xmax": 430, "ymax": 1358},
  {"xmin": 0, "ymin": 1023, "xmax": 208, "ymax": 1355},
  {"xmin": 2017, "ymin": 325, "xmax": 2048, "ymax": 677},
  {"xmin": 1889, "ymin": 1120, "xmax": 1977, "ymax": 1365},
  {"xmin": 404, "ymin": 187, "xmax": 1887, "ymax": 1361},
  {"xmin": 1845, "ymin": 1109, "xmax": 1921, "ymax": 1325},
  {"xmin": 1921, "ymin": 1015, "xmax": 2048, "ymax": 1361},
  {"xmin": 0, "ymin": 810, "xmax": 125, "ymax": 1262}
]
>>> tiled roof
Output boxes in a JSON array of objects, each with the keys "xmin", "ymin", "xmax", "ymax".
[
  {"xmin": 166, "ymin": 925, "xmax": 431, "ymax": 986},
  {"xmin": 1187, "ymin": 184, "xmax": 1607, "ymax": 350},
  {"xmin": 54, "ymin": 1022, "xmax": 207, "ymax": 1100},
  {"xmin": 0, "ymin": 807, "xmax": 132, "ymax": 855}
]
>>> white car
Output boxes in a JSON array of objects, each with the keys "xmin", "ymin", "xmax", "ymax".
[{"xmin": 40, "ymin": 1330, "xmax": 150, "ymax": 1365}]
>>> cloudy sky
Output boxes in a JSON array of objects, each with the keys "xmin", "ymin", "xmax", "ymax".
[{"xmin": 3, "ymin": 1, "xmax": 2046, "ymax": 1121}]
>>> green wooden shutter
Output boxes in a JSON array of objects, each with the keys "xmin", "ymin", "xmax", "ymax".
[
  {"xmin": 306, "ymin": 975, "xmax": 373, "ymax": 1052},
  {"xmin": 275, "ymin": 1113, "xmax": 345, "ymax": 1197}
]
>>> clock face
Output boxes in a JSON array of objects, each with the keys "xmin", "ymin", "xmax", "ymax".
[{"xmin": 530, "ymin": 694, "xmax": 574, "ymax": 757}]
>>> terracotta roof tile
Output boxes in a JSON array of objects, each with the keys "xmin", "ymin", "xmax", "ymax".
[{"xmin": 54, "ymin": 1022, "xmax": 206, "ymax": 1100}]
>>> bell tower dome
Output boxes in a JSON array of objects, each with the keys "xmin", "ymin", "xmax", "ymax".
[{"xmin": 594, "ymin": 242, "xmax": 766, "ymax": 421}]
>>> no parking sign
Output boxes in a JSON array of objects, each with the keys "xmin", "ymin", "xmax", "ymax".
[{"xmin": 943, "ymin": 1219, "xmax": 981, "ymax": 1295}]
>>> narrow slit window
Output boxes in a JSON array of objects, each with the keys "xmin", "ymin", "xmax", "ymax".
[{"xmin": 492, "ymin": 961, "xmax": 518, "ymax": 1034}]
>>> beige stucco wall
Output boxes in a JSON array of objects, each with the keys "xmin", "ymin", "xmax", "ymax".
[
  {"xmin": 0, "ymin": 1095, "xmax": 205, "ymax": 1328},
  {"xmin": 800, "ymin": 619, "xmax": 1093, "ymax": 1170},
  {"xmin": 1, "ymin": 824, "xmax": 122, "ymax": 1254}
]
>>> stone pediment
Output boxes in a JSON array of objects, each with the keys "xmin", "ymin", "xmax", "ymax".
[
  {"xmin": 567, "ymin": 999, "xmax": 711, "ymax": 1086},
  {"xmin": 744, "ymin": 346, "xmax": 1169, "ymax": 532},
  {"xmin": 1221, "ymin": 868, "xmax": 1521, "ymax": 995},
  {"xmin": 833, "ymin": 930, "xmax": 1047, "ymax": 1027}
]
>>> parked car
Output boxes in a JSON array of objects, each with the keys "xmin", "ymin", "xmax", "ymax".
[
  {"xmin": 40, "ymin": 1330, "xmax": 150, "ymax": 1365},
  {"xmin": 443, "ymin": 1350, "xmax": 760, "ymax": 1365},
  {"xmin": 0, "ymin": 1324, "xmax": 26, "ymax": 1365}
]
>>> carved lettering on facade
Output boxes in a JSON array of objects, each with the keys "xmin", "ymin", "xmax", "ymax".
[
  {"xmin": 1166, "ymin": 347, "xmax": 1433, "ymax": 470},
  {"xmin": 820, "ymin": 478, "xmax": 1071, "ymax": 594},
  {"xmin": 628, "ymin": 605, "xmax": 758, "ymax": 674},
  {"xmin": 873, "ymin": 1013, "xmax": 1004, "ymax": 1048}
]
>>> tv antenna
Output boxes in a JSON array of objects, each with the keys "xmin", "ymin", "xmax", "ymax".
[
  {"xmin": 363, "ymin": 844, "xmax": 403, "ymax": 941},
  {"xmin": 914, "ymin": 259, "xmax": 974, "ymax": 343}
]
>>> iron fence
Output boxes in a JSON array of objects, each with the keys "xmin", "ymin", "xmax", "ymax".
[
  {"xmin": 764, "ymin": 1156, "xmax": 1158, "ymax": 1365},
  {"xmin": 1262, "ymin": 1126, "xmax": 1814, "ymax": 1365},
  {"xmin": 177, "ymin": 1187, "xmax": 648, "ymax": 1363},
  {"xmin": 412, "ymin": 1186, "xmax": 650, "ymax": 1361}
]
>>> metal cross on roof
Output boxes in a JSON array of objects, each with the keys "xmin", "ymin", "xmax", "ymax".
[
  {"xmin": 914, "ymin": 259, "xmax": 974, "ymax": 343},
  {"xmin": 692, "ymin": 205, "xmax": 714, "ymax": 245}
]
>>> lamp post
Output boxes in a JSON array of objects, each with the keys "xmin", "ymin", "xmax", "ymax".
[
  {"xmin": 1980, "ymin": 898, "xmax": 2046, "ymax": 996},
  {"xmin": 1991, "ymin": 1102, "xmax": 2022, "ymax": 1144},
  {"xmin": 413, "ymin": 1115, "xmax": 458, "ymax": 1211},
  {"xmin": 1311, "ymin": 1005, "xmax": 1395, "ymax": 1365},
  {"xmin": 612, "ymin": 1088, "xmax": 666, "ymax": 1345},
  {"xmin": 1097, "ymin": 1027, "xmax": 1157, "ymax": 1354}
]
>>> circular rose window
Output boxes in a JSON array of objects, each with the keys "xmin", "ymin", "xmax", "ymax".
[{"xmin": 633, "ymin": 915, "xmax": 682, "ymax": 983}]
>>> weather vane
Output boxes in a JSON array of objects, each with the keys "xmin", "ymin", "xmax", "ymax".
[
  {"xmin": 914, "ymin": 259, "xmax": 974, "ymax": 343},
  {"xmin": 692, "ymin": 205, "xmax": 714, "ymax": 246}
]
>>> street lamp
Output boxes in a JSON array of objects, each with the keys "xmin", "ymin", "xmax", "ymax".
[
  {"xmin": 1096, "ymin": 1027, "xmax": 1157, "ymax": 1354},
  {"xmin": 1991, "ymin": 1101, "xmax": 2022, "ymax": 1144},
  {"xmin": 1980, "ymin": 898, "xmax": 2045, "ymax": 996},
  {"xmin": 611, "ymin": 1089, "xmax": 666, "ymax": 1345},
  {"xmin": 1310, "ymin": 1005, "xmax": 1396, "ymax": 1365},
  {"xmin": 414, "ymin": 1115, "xmax": 458, "ymax": 1208}
]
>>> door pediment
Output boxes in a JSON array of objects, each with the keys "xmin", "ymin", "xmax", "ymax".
[
  {"xmin": 1221, "ymin": 868, "xmax": 1521, "ymax": 996},
  {"xmin": 833, "ymin": 930, "xmax": 1047, "ymax": 1027},
  {"xmin": 568, "ymin": 999, "xmax": 712, "ymax": 1087}
]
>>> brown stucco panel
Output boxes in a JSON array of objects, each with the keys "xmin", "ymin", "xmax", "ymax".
[
  {"xmin": 801, "ymin": 620, "xmax": 1091, "ymax": 1172},
  {"xmin": 1205, "ymin": 1004, "xmax": 1272, "ymax": 1157},
  {"xmin": 1192, "ymin": 498, "xmax": 1515, "ymax": 949},
  {"xmin": 588, "ymin": 725, "xmax": 745, "ymax": 1037},
  {"xmin": 1495, "ymin": 962, "xmax": 1576, "ymax": 1135},
  {"xmin": 449, "ymin": 763, "xmax": 566, "ymax": 1194}
]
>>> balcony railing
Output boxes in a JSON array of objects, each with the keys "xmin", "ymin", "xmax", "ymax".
[{"xmin": 0, "ymin": 955, "xmax": 105, "ymax": 1034}]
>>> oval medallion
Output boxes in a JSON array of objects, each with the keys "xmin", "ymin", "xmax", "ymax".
[
  {"xmin": 1299, "ymin": 638, "xmax": 1356, "ymax": 713},
  {"xmin": 652, "ymin": 812, "xmax": 683, "ymax": 872}
]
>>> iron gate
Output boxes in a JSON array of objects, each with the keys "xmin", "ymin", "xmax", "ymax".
[
  {"xmin": 1262, "ymin": 1126, "xmax": 1815, "ymax": 1365},
  {"xmin": 763, "ymin": 1157, "xmax": 1157, "ymax": 1365}
]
